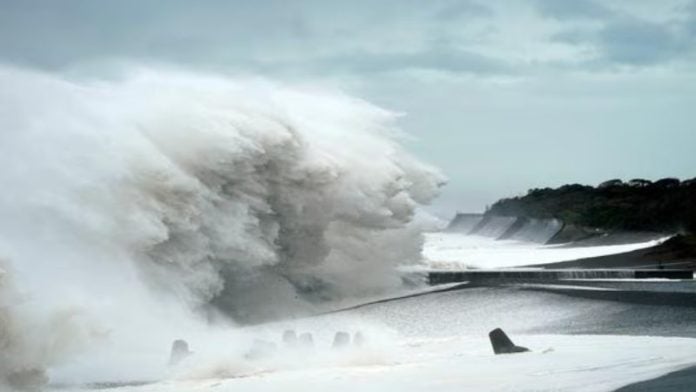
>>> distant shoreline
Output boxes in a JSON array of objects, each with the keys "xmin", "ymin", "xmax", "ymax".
[{"xmin": 487, "ymin": 177, "xmax": 696, "ymax": 238}]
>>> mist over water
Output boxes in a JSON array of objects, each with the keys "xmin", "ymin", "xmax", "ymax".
[{"xmin": 0, "ymin": 66, "xmax": 444, "ymax": 387}]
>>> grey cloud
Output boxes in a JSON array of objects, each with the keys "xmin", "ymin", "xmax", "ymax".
[
  {"xmin": 534, "ymin": 0, "xmax": 614, "ymax": 21},
  {"xmin": 685, "ymin": 1, "xmax": 696, "ymax": 38},
  {"xmin": 551, "ymin": 29, "xmax": 593, "ymax": 46},
  {"xmin": 0, "ymin": 0, "xmax": 693, "ymax": 77},
  {"xmin": 0, "ymin": 0, "xmax": 500, "ymax": 74},
  {"xmin": 597, "ymin": 19, "xmax": 688, "ymax": 65},
  {"xmin": 553, "ymin": 17, "xmax": 695, "ymax": 67},
  {"xmin": 0, "ymin": 0, "xmax": 511, "ymax": 77},
  {"xmin": 544, "ymin": 1, "xmax": 695, "ymax": 67},
  {"xmin": 0, "ymin": 0, "xmax": 287, "ymax": 69},
  {"xmin": 434, "ymin": 1, "xmax": 493, "ymax": 20},
  {"xmin": 308, "ymin": 47, "xmax": 513, "ymax": 76}
]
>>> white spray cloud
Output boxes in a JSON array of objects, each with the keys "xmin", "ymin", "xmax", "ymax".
[{"xmin": 0, "ymin": 65, "xmax": 444, "ymax": 387}]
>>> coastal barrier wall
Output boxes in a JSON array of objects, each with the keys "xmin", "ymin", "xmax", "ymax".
[
  {"xmin": 428, "ymin": 269, "xmax": 694, "ymax": 285},
  {"xmin": 451, "ymin": 214, "xmax": 564, "ymax": 244},
  {"xmin": 502, "ymin": 218, "xmax": 564, "ymax": 244},
  {"xmin": 446, "ymin": 213, "xmax": 484, "ymax": 233},
  {"xmin": 470, "ymin": 216, "xmax": 518, "ymax": 238}
]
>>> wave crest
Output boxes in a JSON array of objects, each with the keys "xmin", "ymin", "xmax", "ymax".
[{"xmin": 0, "ymin": 66, "xmax": 443, "ymax": 384}]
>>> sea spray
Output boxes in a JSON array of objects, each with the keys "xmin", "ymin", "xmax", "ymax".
[{"xmin": 0, "ymin": 65, "xmax": 444, "ymax": 386}]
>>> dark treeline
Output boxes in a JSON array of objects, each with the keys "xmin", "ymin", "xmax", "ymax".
[{"xmin": 488, "ymin": 178, "xmax": 696, "ymax": 234}]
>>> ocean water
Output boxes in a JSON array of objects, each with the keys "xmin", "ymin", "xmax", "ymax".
[{"xmin": 47, "ymin": 234, "xmax": 696, "ymax": 392}]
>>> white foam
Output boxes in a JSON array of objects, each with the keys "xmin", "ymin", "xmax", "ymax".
[
  {"xmin": 49, "ymin": 334, "xmax": 696, "ymax": 392},
  {"xmin": 423, "ymin": 233, "xmax": 666, "ymax": 269}
]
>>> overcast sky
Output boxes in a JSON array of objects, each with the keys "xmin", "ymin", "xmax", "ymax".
[{"xmin": 2, "ymin": 0, "xmax": 695, "ymax": 217}]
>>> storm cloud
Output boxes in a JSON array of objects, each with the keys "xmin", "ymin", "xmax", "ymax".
[{"xmin": 1, "ymin": 0, "xmax": 695, "ymax": 214}]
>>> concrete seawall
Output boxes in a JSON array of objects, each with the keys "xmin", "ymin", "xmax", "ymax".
[
  {"xmin": 446, "ymin": 213, "xmax": 483, "ymax": 233},
  {"xmin": 428, "ymin": 269, "xmax": 694, "ymax": 285},
  {"xmin": 469, "ymin": 215, "xmax": 518, "ymax": 238},
  {"xmin": 498, "ymin": 217, "xmax": 563, "ymax": 243},
  {"xmin": 447, "ymin": 213, "xmax": 564, "ymax": 244}
]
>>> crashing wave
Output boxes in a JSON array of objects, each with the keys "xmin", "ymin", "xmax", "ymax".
[{"xmin": 0, "ymin": 66, "xmax": 444, "ymax": 386}]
